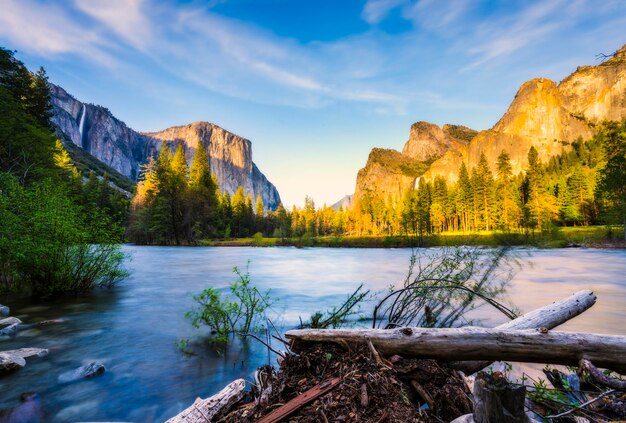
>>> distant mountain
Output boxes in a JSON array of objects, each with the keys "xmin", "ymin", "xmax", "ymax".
[
  {"xmin": 331, "ymin": 194, "xmax": 353, "ymax": 211},
  {"xmin": 49, "ymin": 84, "xmax": 281, "ymax": 209},
  {"xmin": 348, "ymin": 43, "xmax": 626, "ymax": 209}
]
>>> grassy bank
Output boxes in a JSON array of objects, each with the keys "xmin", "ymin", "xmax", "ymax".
[{"xmin": 199, "ymin": 225, "xmax": 624, "ymax": 248}]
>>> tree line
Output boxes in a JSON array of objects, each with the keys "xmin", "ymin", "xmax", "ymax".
[{"xmin": 129, "ymin": 119, "xmax": 625, "ymax": 244}]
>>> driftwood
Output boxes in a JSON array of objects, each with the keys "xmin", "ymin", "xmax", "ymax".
[
  {"xmin": 285, "ymin": 327, "xmax": 626, "ymax": 373},
  {"xmin": 165, "ymin": 378, "xmax": 246, "ymax": 423},
  {"xmin": 579, "ymin": 358, "xmax": 626, "ymax": 390},
  {"xmin": 453, "ymin": 290, "xmax": 596, "ymax": 374}
]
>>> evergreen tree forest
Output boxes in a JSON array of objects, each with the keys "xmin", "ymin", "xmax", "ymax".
[
  {"xmin": 0, "ymin": 47, "xmax": 128, "ymax": 296},
  {"xmin": 128, "ymin": 119, "xmax": 626, "ymax": 244}
]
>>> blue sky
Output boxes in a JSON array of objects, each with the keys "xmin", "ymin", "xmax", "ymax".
[{"xmin": 1, "ymin": 0, "xmax": 625, "ymax": 208}]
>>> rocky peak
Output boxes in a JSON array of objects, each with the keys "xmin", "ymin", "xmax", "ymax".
[
  {"xmin": 402, "ymin": 121, "xmax": 475, "ymax": 162},
  {"xmin": 423, "ymin": 43, "xmax": 626, "ymax": 183}
]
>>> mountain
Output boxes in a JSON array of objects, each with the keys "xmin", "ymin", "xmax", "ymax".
[
  {"xmin": 331, "ymin": 194, "xmax": 353, "ymax": 211},
  {"xmin": 423, "ymin": 44, "xmax": 626, "ymax": 183},
  {"xmin": 351, "ymin": 122, "xmax": 473, "ymax": 208},
  {"xmin": 350, "ymin": 44, "xmax": 626, "ymax": 208},
  {"xmin": 49, "ymin": 84, "xmax": 281, "ymax": 209}
]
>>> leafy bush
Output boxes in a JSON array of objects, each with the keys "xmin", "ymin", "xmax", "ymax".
[
  {"xmin": 0, "ymin": 172, "xmax": 127, "ymax": 296},
  {"xmin": 186, "ymin": 265, "xmax": 275, "ymax": 343}
]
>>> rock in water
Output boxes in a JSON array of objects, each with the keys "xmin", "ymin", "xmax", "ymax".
[
  {"xmin": 0, "ymin": 305, "xmax": 9, "ymax": 317},
  {"xmin": 58, "ymin": 362, "xmax": 105, "ymax": 383},
  {"xmin": 0, "ymin": 323, "xmax": 19, "ymax": 337},
  {"xmin": 0, "ymin": 352, "xmax": 26, "ymax": 374},
  {"xmin": 0, "ymin": 317, "xmax": 22, "ymax": 327}
]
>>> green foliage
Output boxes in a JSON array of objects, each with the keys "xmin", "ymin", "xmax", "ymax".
[
  {"xmin": 0, "ymin": 172, "xmax": 127, "ymax": 296},
  {"xmin": 185, "ymin": 265, "xmax": 275, "ymax": 344},
  {"xmin": 0, "ymin": 46, "xmax": 128, "ymax": 296},
  {"xmin": 595, "ymin": 120, "xmax": 626, "ymax": 239}
]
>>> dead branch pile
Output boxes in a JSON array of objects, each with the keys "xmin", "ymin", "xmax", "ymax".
[{"xmin": 219, "ymin": 342, "xmax": 472, "ymax": 422}]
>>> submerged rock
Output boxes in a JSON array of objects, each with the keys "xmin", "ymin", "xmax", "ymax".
[
  {"xmin": 0, "ymin": 393, "xmax": 44, "ymax": 423},
  {"xmin": 0, "ymin": 323, "xmax": 19, "ymax": 337},
  {"xmin": 58, "ymin": 362, "xmax": 105, "ymax": 383},
  {"xmin": 0, "ymin": 305, "xmax": 9, "ymax": 317},
  {"xmin": 55, "ymin": 400, "xmax": 99, "ymax": 422}
]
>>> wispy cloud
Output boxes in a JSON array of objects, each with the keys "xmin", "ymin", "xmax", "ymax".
[
  {"xmin": 361, "ymin": 0, "xmax": 408, "ymax": 24},
  {"xmin": 0, "ymin": 0, "xmax": 623, "ymax": 115},
  {"xmin": 461, "ymin": 0, "xmax": 575, "ymax": 71},
  {"xmin": 0, "ymin": 0, "xmax": 118, "ymax": 67},
  {"xmin": 73, "ymin": 0, "xmax": 152, "ymax": 51}
]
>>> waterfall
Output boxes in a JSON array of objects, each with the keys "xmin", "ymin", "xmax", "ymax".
[
  {"xmin": 78, "ymin": 104, "xmax": 87, "ymax": 147},
  {"xmin": 414, "ymin": 177, "xmax": 421, "ymax": 189}
]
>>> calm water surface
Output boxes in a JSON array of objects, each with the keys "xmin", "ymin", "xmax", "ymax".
[{"xmin": 0, "ymin": 247, "xmax": 625, "ymax": 421}]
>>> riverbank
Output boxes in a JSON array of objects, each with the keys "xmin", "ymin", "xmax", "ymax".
[{"xmin": 199, "ymin": 226, "xmax": 625, "ymax": 248}]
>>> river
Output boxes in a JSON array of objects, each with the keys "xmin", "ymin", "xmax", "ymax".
[{"xmin": 1, "ymin": 246, "xmax": 625, "ymax": 422}]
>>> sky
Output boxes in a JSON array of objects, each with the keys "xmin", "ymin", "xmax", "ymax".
[{"xmin": 1, "ymin": 0, "xmax": 625, "ymax": 208}]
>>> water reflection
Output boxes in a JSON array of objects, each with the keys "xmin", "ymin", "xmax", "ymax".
[{"xmin": 0, "ymin": 246, "xmax": 624, "ymax": 422}]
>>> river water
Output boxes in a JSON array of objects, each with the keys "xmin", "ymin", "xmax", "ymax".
[{"xmin": 1, "ymin": 246, "xmax": 625, "ymax": 422}]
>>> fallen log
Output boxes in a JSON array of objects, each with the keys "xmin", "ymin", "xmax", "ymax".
[
  {"xmin": 285, "ymin": 327, "xmax": 626, "ymax": 373},
  {"xmin": 453, "ymin": 290, "xmax": 596, "ymax": 374},
  {"xmin": 165, "ymin": 378, "xmax": 245, "ymax": 423}
]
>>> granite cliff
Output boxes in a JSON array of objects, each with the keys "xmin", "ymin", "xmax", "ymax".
[
  {"xmin": 349, "ymin": 44, "xmax": 626, "ymax": 208},
  {"xmin": 423, "ymin": 44, "xmax": 626, "ymax": 183},
  {"xmin": 49, "ymin": 85, "xmax": 281, "ymax": 209},
  {"xmin": 351, "ymin": 122, "xmax": 473, "ymax": 207}
]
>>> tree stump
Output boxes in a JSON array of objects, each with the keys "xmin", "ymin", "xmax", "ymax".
[{"xmin": 473, "ymin": 372, "xmax": 528, "ymax": 423}]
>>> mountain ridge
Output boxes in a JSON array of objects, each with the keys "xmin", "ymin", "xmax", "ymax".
[
  {"xmin": 50, "ymin": 84, "xmax": 281, "ymax": 209},
  {"xmin": 346, "ymin": 44, "xmax": 626, "ymax": 209}
]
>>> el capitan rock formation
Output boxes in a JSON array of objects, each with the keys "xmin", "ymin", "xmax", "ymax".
[{"xmin": 49, "ymin": 84, "xmax": 281, "ymax": 209}]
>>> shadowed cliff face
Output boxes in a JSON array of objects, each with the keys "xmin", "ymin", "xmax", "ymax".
[
  {"xmin": 423, "ymin": 44, "xmax": 626, "ymax": 183},
  {"xmin": 49, "ymin": 85, "xmax": 281, "ymax": 210}
]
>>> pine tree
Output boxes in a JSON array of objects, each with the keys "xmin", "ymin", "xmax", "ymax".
[
  {"xmin": 188, "ymin": 145, "xmax": 218, "ymax": 238},
  {"xmin": 495, "ymin": 151, "xmax": 520, "ymax": 229},
  {"xmin": 456, "ymin": 162, "xmax": 472, "ymax": 232},
  {"xmin": 255, "ymin": 194, "xmax": 264, "ymax": 234}
]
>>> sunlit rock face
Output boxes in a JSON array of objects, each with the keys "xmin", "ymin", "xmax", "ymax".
[
  {"xmin": 353, "ymin": 148, "xmax": 419, "ymax": 208},
  {"xmin": 49, "ymin": 85, "xmax": 281, "ymax": 209},
  {"xmin": 402, "ymin": 121, "xmax": 475, "ymax": 162},
  {"xmin": 351, "ymin": 122, "xmax": 473, "ymax": 209},
  {"xmin": 144, "ymin": 122, "xmax": 281, "ymax": 209},
  {"xmin": 423, "ymin": 44, "xmax": 626, "ymax": 183}
]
